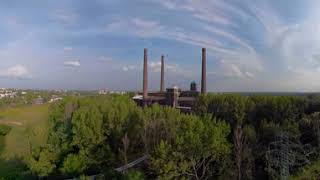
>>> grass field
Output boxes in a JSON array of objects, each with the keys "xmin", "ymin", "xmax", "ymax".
[{"xmin": 0, "ymin": 104, "xmax": 50, "ymax": 178}]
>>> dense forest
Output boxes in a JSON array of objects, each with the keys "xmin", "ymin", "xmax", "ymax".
[{"xmin": 2, "ymin": 94, "xmax": 320, "ymax": 179}]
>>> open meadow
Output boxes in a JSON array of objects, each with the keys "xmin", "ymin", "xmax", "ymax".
[{"xmin": 0, "ymin": 104, "xmax": 49, "ymax": 178}]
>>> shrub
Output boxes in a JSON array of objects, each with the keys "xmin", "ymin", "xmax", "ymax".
[
  {"xmin": 60, "ymin": 154, "xmax": 86, "ymax": 176},
  {"xmin": 0, "ymin": 124, "xmax": 12, "ymax": 136},
  {"xmin": 123, "ymin": 170, "xmax": 145, "ymax": 180}
]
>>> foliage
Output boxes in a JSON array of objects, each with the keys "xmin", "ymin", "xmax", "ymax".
[
  {"xmin": 194, "ymin": 94, "xmax": 312, "ymax": 179},
  {"xmin": 300, "ymin": 112, "xmax": 320, "ymax": 151},
  {"xmin": 77, "ymin": 175, "xmax": 91, "ymax": 180},
  {"xmin": 2, "ymin": 93, "xmax": 320, "ymax": 179},
  {"xmin": 27, "ymin": 147, "xmax": 57, "ymax": 177},
  {"xmin": 26, "ymin": 95, "xmax": 141, "ymax": 177},
  {"xmin": 290, "ymin": 160, "xmax": 320, "ymax": 180},
  {"xmin": 150, "ymin": 115, "xmax": 231, "ymax": 179},
  {"xmin": 0, "ymin": 124, "xmax": 12, "ymax": 136},
  {"xmin": 123, "ymin": 170, "xmax": 145, "ymax": 180},
  {"xmin": 60, "ymin": 154, "xmax": 86, "ymax": 176}
]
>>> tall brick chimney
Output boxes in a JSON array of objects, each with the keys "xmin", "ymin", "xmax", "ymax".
[
  {"xmin": 160, "ymin": 55, "xmax": 165, "ymax": 92},
  {"xmin": 201, "ymin": 48, "xmax": 207, "ymax": 94},
  {"xmin": 143, "ymin": 48, "xmax": 148, "ymax": 99}
]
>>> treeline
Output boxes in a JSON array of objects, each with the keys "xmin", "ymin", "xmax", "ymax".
[
  {"xmin": 195, "ymin": 95, "xmax": 320, "ymax": 179},
  {"xmin": 23, "ymin": 94, "xmax": 320, "ymax": 179}
]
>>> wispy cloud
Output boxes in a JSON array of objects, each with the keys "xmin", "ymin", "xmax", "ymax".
[
  {"xmin": 105, "ymin": 10, "xmax": 263, "ymax": 72},
  {"xmin": 152, "ymin": 0, "xmax": 243, "ymax": 26},
  {"xmin": 2, "ymin": 0, "xmax": 320, "ymax": 91},
  {"xmin": 106, "ymin": 18, "xmax": 164, "ymax": 38},
  {"xmin": 153, "ymin": 0, "xmax": 320, "ymax": 88},
  {"xmin": 64, "ymin": 60, "xmax": 81, "ymax": 67},
  {"xmin": 249, "ymin": 1, "xmax": 320, "ymax": 82},
  {"xmin": 211, "ymin": 60, "xmax": 254, "ymax": 79}
]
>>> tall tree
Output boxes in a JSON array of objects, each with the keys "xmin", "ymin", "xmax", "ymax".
[
  {"xmin": 151, "ymin": 115, "xmax": 231, "ymax": 179},
  {"xmin": 197, "ymin": 94, "xmax": 255, "ymax": 180}
]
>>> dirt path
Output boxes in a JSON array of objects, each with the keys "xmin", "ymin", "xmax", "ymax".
[{"xmin": 0, "ymin": 121, "xmax": 23, "ymax": 126}]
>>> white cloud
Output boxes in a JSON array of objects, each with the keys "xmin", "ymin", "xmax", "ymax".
[
  {"xmin": 230, "ymin": 63, "xmax": 243, "ymax": 77},
  {"xmin": 122, "ymin": 66, "xmax": 129, "ymax": 72},
  {"xmin": 0, "ymin": 65, "xmax": 32, "ymax": 79},
  {"xmin": 151, "ymin": 0, "xmax": 320, "ymax": 89},
  {"xmin": 149, "ymin": 61, "xmax": 162, "ymax": 72},
  {"xmin": 250, "ymin": 1, "xmax": 320, "ymax": 84},
  {"xmin": 99, "ymin": 56, "xmax": 113, "ymax": 62},
  {"xmin": 122, "ymin": 65, "xmax": 136, "ymax": 72},
  {"xmin": 245, "ymin": 71, "xmax": 254, "ymax": 78},
  {"xmin": 64, "ymin": 60, "xmax": 81, "ymax": 67},
  {"xmin": 220, "ymin": 61, "xmax": 243, "ymax": 78},
  {"xmin": 2, "ymin": 0, "xmax": 318, "ymax": 91},
  {"xmin": 218, "ymin": 60, "xmax": 254, "ymax": 79}
]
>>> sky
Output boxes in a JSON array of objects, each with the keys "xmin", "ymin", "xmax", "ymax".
[{"xmin": 1, "ymin": 0, "xmax": 320, "ymax": 92}]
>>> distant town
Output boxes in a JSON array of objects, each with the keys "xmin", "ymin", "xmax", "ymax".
[{"xmin": 0, "ymin": 87, "xmax": 132, "ymax": 107}]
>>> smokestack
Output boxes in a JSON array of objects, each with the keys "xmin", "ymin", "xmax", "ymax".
[
  {"xmin": 201, "ymin": 48, "xmax": 207, "ymax": 94},
  {"xmin": 143, "ymin": 48, "xmax": 148, "ymax": 99},
  {"xmin": 160, "ymin": 55, "xmax": 165, "ymax": 92}
]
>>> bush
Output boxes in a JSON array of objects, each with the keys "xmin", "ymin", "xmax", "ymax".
[
  {"xmin": 123, "ymin": 170, "xmax": 145, "ymax": 180},
  {"xmin": 0, "ymin": 124, "xmax": 12, "ymax": 136},
  {"xmin": 60, "ymin": 154, "xmax": 86, "ymax": 176}
]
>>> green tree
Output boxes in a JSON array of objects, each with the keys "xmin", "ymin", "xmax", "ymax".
[
  {"xmin": 151, "ymin": 115, "xmax": 231, "ymax": 179},
  {"xmin": 27, "ymin": 147, "xmax": 57, "ymax": 177},
  {"xmin": 60, "ymin": 154, "xmax": 86, "ymax": 176},
  {"xmin": 300, "ymin": 112, "xmax": 320, "ymax": 150},
  {"xmin": 197, "ymin": 94, "xmax": 255, "ymax": 180},
  {"xmin": 123, "ymin": 170, "xmax": 145, "ymax": 180}
]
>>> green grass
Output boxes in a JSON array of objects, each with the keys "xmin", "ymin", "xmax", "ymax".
[{"xmin": 0, "ymin": 104, "xmax": 50, "ymax": 178}]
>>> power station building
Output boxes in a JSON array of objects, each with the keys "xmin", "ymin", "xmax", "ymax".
[{"xmin": 133, "ymin": 48, "xmax": 207, "ymax": 112}]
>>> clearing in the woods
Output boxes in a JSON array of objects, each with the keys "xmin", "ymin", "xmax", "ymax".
[{"xmin": 0, "ymin": 104, "xmax": 50, "ymax": 177}]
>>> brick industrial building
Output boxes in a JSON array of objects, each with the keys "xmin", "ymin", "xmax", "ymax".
[{"xmin": 133, "ymin": 48, "xmax": 207, "ymax": 112}]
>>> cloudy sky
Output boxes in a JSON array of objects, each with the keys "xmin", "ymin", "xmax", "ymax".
[{"xmin": 1, "ymin": 0, "xmax": 320, "ymax": 91}]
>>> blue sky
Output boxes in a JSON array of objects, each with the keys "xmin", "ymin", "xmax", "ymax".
[{"xmin": 1, "ymin": 0, "xmax": 320, "ymax": 91}]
